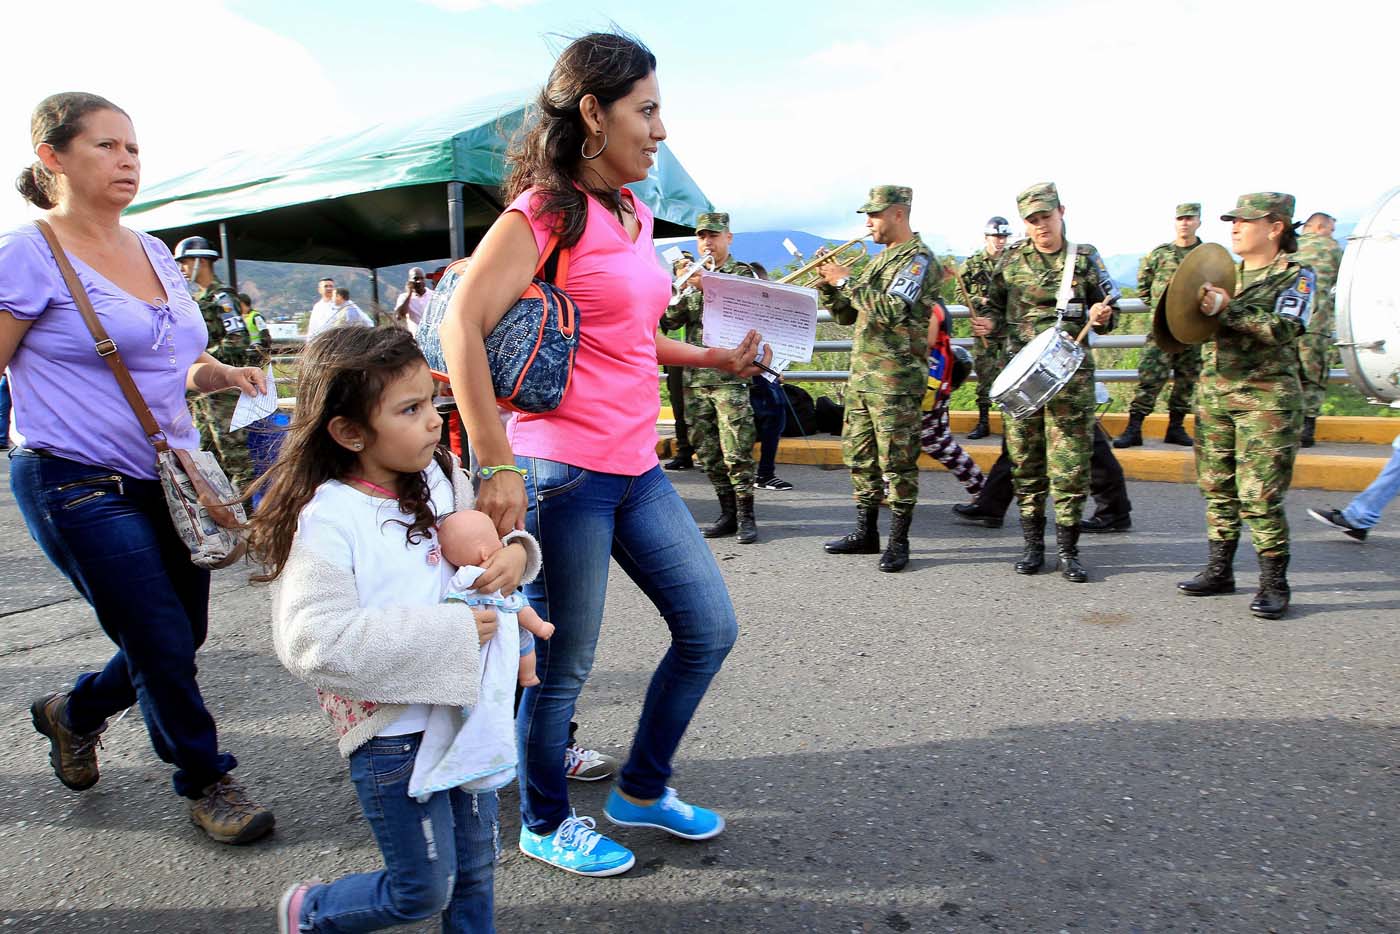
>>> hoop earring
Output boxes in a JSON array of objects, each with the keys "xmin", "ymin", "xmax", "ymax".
[{"xmin": 581, "ymin": 133, "xmax": 608, "ymax": 161}]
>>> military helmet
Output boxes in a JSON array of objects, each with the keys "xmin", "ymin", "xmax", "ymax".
[
  {"xmin": 174, "ymin": 236, "xmax": 220, "ymax": 261},
  {"xmin": 984, "ymin": 216, "xmax": 1013, "ymax": 237}
]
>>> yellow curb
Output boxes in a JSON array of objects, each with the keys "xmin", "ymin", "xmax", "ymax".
[{"xmin": 655, "ymin": 437, "xmax": 1385, "ymax": 492}]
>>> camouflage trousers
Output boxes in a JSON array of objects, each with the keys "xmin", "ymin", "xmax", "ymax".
[
  {"xmin": 1129, "ymin": 339, "xmax": 1201, "ymax": 417},
  {"xmin": 843, "ymin": 391, "xmax": 922, "ymax": 510},
  {"xmin": 1005, "ymin": 369, "xmax": 1095, "ymax": 525},
  {"xmin": 1297, "ymin": 330, "xmax": 1333, "ymax": 418},
  {"xmin": 191, "ymin": 391, "xmax": 254, "ymax": 491},
  {"xmin": 1195, "ymin": 405, "xmax": 1301, "ymax": 558},
  {"xmin": 686, "ymin": 380, "xmax": 756, "ymax": 497},
  {"xmin": 972, "ymin": 338, "xmax": 1007, "ymax": 410}
]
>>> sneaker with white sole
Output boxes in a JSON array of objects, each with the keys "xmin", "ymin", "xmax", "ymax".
[
  {"xmin": 565, "ymin": 742, "xmax": 618, "ymax": 781},
  {"xmin": 277, "ymin": 881, "xmax": 315, "ymax": 934},
  {"xmin": 519, "ymin": 811, "xmax": 635, "ymax": 876},
  {"xmin": 603, "ymin": 786, "xmax": 725, "ymax": 840},
  {"xmin": 755, "ymin": 476, "xmax": 794, "ymax": 491}
]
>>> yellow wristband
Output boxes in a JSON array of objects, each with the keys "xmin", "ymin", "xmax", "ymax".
[{"xmin": 478, "ymin": 465, "xmax": 527, "ymax": 481}]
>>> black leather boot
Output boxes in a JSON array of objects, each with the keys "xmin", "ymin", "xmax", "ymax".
[
  {"xmin": 1249, "ymin": 554, "xmax": 1291, "ymax": 619},
  {"xmin": 1080, "ymin": 512, "xmax": 1131, "ymax": 532},
  {"xmin": 825, "ymin": 506, "xmax": 880, "ymax": 555},
  {"xmin": 735, "ymin": 494, "xmax": 758, "ymax": 545},
  {"xmin": 1112, "ymin": 413, "xmax": 1144, "ymax": 449},
  {"xmin": 664, "ymin": 446, "xmax": 695, "ymax": 470},
  {"xmin": 1014, "ymin": 515, "xmax": 1045, "ymax": 574},
  {"xmin": 1177, "ymin": 539, "xmax": 1237, "ymax": 596},
  {"xmin": 952, "ymin": 501, "xmax": 1005, "ymax": 528},
  {"xmin": 701, "ymin": 491, "xmax": 737, "ymax": 538},
  {"xmin": 1056, "ymin": 523, "xmax": 1087, "ymax": 582},
  {"xmin": 878, "ymin": 508, "xmax": 913, "ymax": 572},
  {"xmin": 967, "ymin": 404, "xmax": 992, "ymax": 440},
  {"xmin": 1300, "ymin": 416, "xmax": 1316, "ymax": 448},
  {"xmin": 1163, "ymin": 411, "xmax": 1194, "ymax": 446}
]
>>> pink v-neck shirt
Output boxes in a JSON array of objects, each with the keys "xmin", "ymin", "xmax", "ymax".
[
  {"xmin": 504, "ymin": 188, "xmax": 672, "ymax": 476},
  {"xmin": 0, "ymin": 223, "xmax": 205, "ymax": 479}
]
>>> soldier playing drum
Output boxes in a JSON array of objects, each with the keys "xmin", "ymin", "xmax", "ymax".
[{"xmin": 973, "ymin": 182, "xmax": 1118, "ymax": 583}]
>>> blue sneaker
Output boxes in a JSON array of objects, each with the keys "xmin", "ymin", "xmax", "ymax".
[
  {"xmin": 603, "ymin": 787, "xmax": 725, "ymax": 840},
  {"xmin": 518, "ymin": 811, "xmax": 635, "ymax": 877}
]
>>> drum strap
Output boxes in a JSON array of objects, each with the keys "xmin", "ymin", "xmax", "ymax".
[{"xmin": 1055, "ymin": 242, "xmax": 1078, "ymax": 318}]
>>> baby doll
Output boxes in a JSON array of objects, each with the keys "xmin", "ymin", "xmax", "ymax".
[{"xmin": 437, "ymin": 509, "xmax": 554, "ymax": 686}]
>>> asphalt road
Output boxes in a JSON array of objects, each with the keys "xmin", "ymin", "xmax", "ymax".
[{"xmin": 1, "ymin": 452, "xmax": 1396, "ymax": 934}]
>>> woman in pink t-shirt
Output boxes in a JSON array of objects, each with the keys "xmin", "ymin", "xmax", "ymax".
[{"xmin": 440, "ymin": 32, "xmax": 766, "ymax": 877}]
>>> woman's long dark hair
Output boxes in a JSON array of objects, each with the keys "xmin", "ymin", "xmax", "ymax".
[
  {"xmin": 505, "ymin": 31, "xmax": 656, "ymax": 247},
  {"xmin": 246, "ymin": 327, "xmax": 450, "ymax": 583},
  {"xmin": 1271, "ymin": 214, "xmax": 1300, "ymax": 255},
  {"xmin": 17, "ymin": 92, "xmax": 129, "ymax": 209}
]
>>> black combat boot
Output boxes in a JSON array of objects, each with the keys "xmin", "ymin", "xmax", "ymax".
[
  {"xmin": 1300, "ymin": 416, "xmax": 1317, "ymax": 449},
  {"xmin": 1112, "ymin": 413, "xmax": 1144, "ymax": 449},
  {"xmin": 1056, "ymin": 523, "xmax": 1087, "ymax": 582},
  {"xmin": 1014, "ymin": 515, "xmax": 1045, "ymax": 574},
  {"xmin": 953, "ymin": 501, "xmax": 1004, "ymax": 529},
  {"xmin": 1080, "ymin": 512, "xmax": 1131, "ymax": 532},
  {"xmin": 825, "ymin": 506, "xmax": 880, "ymax": 555},
  {"xmin": 967, "ymin": 404, "xmax": 992, "ymax": 440},
  {"xmin": 1177, "ymin": 539, "xmax": 1237, "ymax": 596},
  {"xmin": 701, "ymin": 491, "xmax": 737, "ymax": 538},
  {"xmin": 1163, "ymin": 411, "xmax": 1194, "ymax": 446},
  {"xmin": 1249, "ymin": 554, "xmax": 1291, "ymax": 619},
  {"xmin": 878, "ymin": 508, "xmax": 913, "ymax": 572},
  {"xmin": 735, "ymin": 494, "xmax": 758, "ymax": 545}
]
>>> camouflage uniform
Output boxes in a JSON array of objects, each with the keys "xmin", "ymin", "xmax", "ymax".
[
  {"xmin": 822, "ymin": 188, "xmax": 942, "ymax": 511},
  {"xmin": 956, "ymin": 248, "xmax": 1008, "ymax": 409},
  {"xmin": 190, "ymin": 277, "xmax": 256, "ymax": 489},
  {"xmin": 661, "ymin": 218, "xmax": 758, "ymax": 498},
  {"xmin": 983, "ymin": 185, "xmax": 1120, "ymax": 526},
  {"xmin": 1130, "ymin": 232, "xmax": 1203, "ymax": 417},
  {"xmin": 1291, "ymin": 230, "xmax": 1343, "ymax": 417},
  {"xmin": 1197, "ymin": 200, "xmax": 1312, "ymax": 559}
]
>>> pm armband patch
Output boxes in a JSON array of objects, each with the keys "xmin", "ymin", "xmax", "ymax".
[
  {"xmin": 887, "ymin": 253, "xmax": 930, "ymax": 306},
  {"xmin": 1275, "ymin": 269, "xmax": 1314, "ymax": 327},
  {"xmin": 220, "ymin": 311, "xmax": 247, "ymax": 334}
]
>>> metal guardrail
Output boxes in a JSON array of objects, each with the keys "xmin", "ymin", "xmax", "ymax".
[{"xmin": 269, "ymin": 297, "xmax": 1353, "ymax": 387}]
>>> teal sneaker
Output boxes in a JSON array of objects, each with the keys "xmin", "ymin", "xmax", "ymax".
[
  {"xmin": 519, "ymin": 811, "xmax": 635, "ymax": 877},
  {"xmin": 603, "ymin": 787, "xmax": 725, "ymax": 840}
]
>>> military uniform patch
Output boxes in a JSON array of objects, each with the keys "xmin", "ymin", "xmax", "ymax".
[
  {"xmin": 888, "ymin": 252, "xmax": 930, "ymax": 306},
  {"xmin": 1275, "ymin": 268, "xmax": 1315, "ymax": 327},
  {"xmin": 216, "ymin": 293, "xmax": 247, "ymax": 334}
]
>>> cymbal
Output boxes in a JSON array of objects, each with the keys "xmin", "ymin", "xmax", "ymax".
[
  {"xmin": 1164, "ymin": 242, "xmax": 1235, "ymax": 345},
  {"xmin": 1152, "ymin": 288, "xmax": 1187, "ymax": 354}
]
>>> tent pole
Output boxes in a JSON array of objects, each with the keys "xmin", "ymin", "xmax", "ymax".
[
  {"xmin": 370, "ymin": 269, "xmax": 380, "ymax": 305},
  {"xmin": 447, "ymin": 182, "xmax": 466, "ymax": 260},
  {"xmin": 219, "ymin": 222, "xmax": 238, "ymax": 293}
]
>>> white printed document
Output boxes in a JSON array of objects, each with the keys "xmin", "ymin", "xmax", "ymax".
[
  {"xmin": 700, "ymin": 273, "xmax": 819, "ymax": 376},
  {"xmin": 229, "ymin": 367, "xmax": 278, "ymax": 432}
]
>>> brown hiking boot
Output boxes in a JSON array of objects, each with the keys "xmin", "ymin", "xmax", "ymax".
[
  {"xmin": 189, "ymin": 774, "xmax": 275, "ymax": 844},
  {"xmin": 30, "ymin": 692, "xmax": 105, "ymax": 791}
]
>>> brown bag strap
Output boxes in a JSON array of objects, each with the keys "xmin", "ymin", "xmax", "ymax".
[{"xmin": 32, "ymin": 220, "xmax": 170, "ymax": 453}]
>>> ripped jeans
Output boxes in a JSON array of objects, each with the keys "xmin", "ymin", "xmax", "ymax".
[{"xmin": 296, "ymin": 734, "xmax": 499, "ymax": 933}]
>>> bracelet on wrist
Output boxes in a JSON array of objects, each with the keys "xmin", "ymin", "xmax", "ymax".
[{"xmin": 478, "ymin": 465, "xmax": 527, "ymax": 481}]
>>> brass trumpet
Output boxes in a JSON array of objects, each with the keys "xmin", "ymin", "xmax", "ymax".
[{"xmin": 777, "ymin": 235, "xmax": 872, "ymax": 287}]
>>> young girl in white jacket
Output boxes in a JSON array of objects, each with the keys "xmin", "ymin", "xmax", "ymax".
[{"xmin": 247, "ymin": 326, "xmax": 539, "ymax": 934}]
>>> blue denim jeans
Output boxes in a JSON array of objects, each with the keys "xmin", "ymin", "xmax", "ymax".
[
  {"xmin": 0, "ymin": 373, "xmax": 12, "ymax": 446},
  {"xmin": 750, "ymin": 376, "xmax": 786, "ymax": 479},
  {"xmin": 1343, "ymin": 435, "xmax": 1400, "ymax": 529},
  {"xmin": 298, "ymin": 734, "xmax": 498, "ymax": 933},
  {"xmin": 515, "ymin": 459, "xmax": 738, "ymax": 834},
  {"xmin": 9, "ymin": 448, "xmax": 235, "ymax": 797}
]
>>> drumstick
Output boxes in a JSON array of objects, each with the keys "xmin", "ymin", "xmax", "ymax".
[{"xmin": 1074, "ymin": 319, "xmax": 1094, "ymax": 344}]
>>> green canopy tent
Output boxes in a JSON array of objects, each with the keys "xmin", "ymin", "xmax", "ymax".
[{"xmin": 124, "ymin": 89, "xmax": 712, "ymax": 293}]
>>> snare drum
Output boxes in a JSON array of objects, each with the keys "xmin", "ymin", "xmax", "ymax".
[
  {"xmin": 990, "ymin": 326, "xmax": 1085, "ymax": 420},
  {"xmin": 1335, "ymin": 186, "xmax": 1400, "ymax": 407}
]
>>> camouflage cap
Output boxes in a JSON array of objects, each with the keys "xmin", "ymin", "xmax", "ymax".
[
  {"xmin": 695, "ymin": 212, "xmax": 730, "ymax": 233},
  {"xmin": 1175, "ymin": 203, "xmax": 1201, "ymax": 218},
  {"xmin": 1220, "ymin": 192, "xmax": 1295, "ymax": 222},
  {"xmin": 857, "ymin": 185, "xmax": 913, "ymax": 214},
  {"xmin": 1016, "ymin": 182, "xmax": 1060, "ymax": 219}
]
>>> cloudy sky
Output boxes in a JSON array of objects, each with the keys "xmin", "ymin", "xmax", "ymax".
[{"xmin": 1, "ymin": 0, "xmax": 1389, "ymax": 257}]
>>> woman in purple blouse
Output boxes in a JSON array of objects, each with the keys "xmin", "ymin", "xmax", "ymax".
[{"xmin": 1, "ymin": 93, "xmax": 274, "ymax": 844}]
